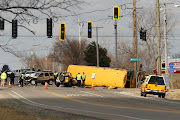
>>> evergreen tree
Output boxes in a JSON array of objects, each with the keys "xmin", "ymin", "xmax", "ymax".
[
  {"xmin": 84, "ymin": 41, "xmax": 111, "ymax": 67},
  {"xmin": 1, "ymin": 64, "xmax": 10, "ymax": 72}
]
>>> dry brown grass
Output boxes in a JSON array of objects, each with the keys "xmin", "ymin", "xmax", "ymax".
[{"xmin": 0, "ymin": 103, "xmax": 56, "ymax": 120}]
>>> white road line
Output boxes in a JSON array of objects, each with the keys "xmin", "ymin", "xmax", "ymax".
[
  {"xmin": 80, "ymin": 91, "xmax": 103, "ymax": 97},
  {"xmin": 115, "ymin": 92, "xmax": 180, "ymax": 104},
  {"xmin": 9, "ymin": 90, "xmax": 149, "ymax": 120},
  {"xmin": 67, "ymin": 94, "xmax": 92, "ymax": 97},
  {"xmin": 11, "ymin": 90, "xmax": 36, "ymax": 104},
  {"xmin": 115, "ymin": 92, "xmax": 142, "ymax": 98}
]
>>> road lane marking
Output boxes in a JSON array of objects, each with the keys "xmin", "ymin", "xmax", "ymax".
[
  {"xmin": 9, "ymin": 90, "xmax": 150, "ymax": 120},
  {"xmin": 80, "ymin": 91, "xmax": 103, "ymax": 97},
  {"xmin": 45, "ymin": 90, "xmax": 180, "ymax": 114},
  {"xmin": 11, "ymin": 90, "xmax": 36, "ymax": 104},
  {"xmin": 67, "ymin": 94, "xmax": 93, "ymax": 97},
  {"xmin": 76, "ymin": 97, "xmax": 178, "ymax": 112}
]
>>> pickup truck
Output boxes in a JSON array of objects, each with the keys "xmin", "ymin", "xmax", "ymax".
[{"xmin": 141, "ymin": 75, "xmax": 166, "ymax": 98}]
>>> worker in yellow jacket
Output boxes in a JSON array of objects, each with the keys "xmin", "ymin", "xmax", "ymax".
[
  {"xmin": 1, "ymin": 72, "xmax": 7, "ymax": 87},
  {"xmin": 76, "ymin": 73, "xmax": 82, "ymax": 87}
]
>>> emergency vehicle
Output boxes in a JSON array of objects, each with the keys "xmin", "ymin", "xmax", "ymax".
[{"xmin": 153, "ymin": 58, "xmax": 180, "ymax": 74}]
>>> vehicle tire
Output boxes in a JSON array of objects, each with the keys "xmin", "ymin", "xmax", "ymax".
[
  {"xmin": 141, "ymin": 91, "xmax": 143, "ymax": 96},
  {"xmin": 143, "ymin": 92, "xmax": 147, "ymax": 97},
  {"xmin": 59, "ymin": 75, "xmax": 65, "ymax": 82},
  {"xmin": 56, "ymin": 83, "xmax": 60, "ymax": 87},
  {"xmin": 31, "ymin": 80, "xmax": 36, "ymax": 85},
  {"xmin": 158, "ymin": 94, "xmax": 161, "ymax": 98},
  {"xmin": 68, "ymin": 81, "xmax": 72, "ymax": 87},
  {"xmin": 48, "ymin": 80, "xmax": 53, "ymax": 85},
  {"xmin": 41, "ymin": 82, "xmax": 45, "ymax": 85},
  {"xmin": 64, "ymin": 83, "xmax": 67, "ymax": 87},
  {"xmin": 162, "ymin": 93, "xmax": 165, "ymax": 98}
]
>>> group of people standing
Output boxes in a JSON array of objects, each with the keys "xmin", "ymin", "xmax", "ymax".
[
  {"xmin": 76, "ymin": 72, "xmax": 86, "ymax": 88},
  {"xmin": 1, "ymin": 70, "xmax": 87, "ymax": 88},
  {"xmin": 0, "ymin": 71, "xmax": 15, "ymax": 86},
  {"xmin": 53, "ymin": 71, "xmax": 86, "ymax": 88}
]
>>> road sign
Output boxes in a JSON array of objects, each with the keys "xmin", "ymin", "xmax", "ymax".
[
  {"xmin": 130, "ymin": 58, "xmax": 141, "ymax": 61},
  {"xmin": 169, "ymin": 62, "xmax": 174, "ymax": 67},
  {"xmin": 168, "ymin": 62, "xmax": 175, "ymax": 74}
]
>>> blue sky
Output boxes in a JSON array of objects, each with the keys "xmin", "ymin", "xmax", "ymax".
[{"xmin": 0, "ymin": 0, "xmax": 180, "ymax": 70}]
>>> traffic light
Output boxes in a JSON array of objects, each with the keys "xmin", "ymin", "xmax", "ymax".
[
  {"xmin": 140, "ymin": 28, "xmax": 146, "ymax": 41},
  {"xmin": 12, "ymin": 20, "xmax": 17, "ymax": 39},
  {"xmin": 140, "ymin": 28, "xmax": 143, "ymax": 39},
  {"xmin": 113, "ymin": 6, "xmax": 119, "ymax": 19},
  {"xmin": 0, "ymin": 20, "xmax": 4, "ymax": 30},
  {"xmin": 59, "ymin": 23, "xmax": 65, "ymax": 40},
  {"xmin": 47, "ymin": 18, "xmax": 52, "ymax": 38},
  {"xmin": 142, "ymin": 31, "xmax": 146, "ymax": 41},
  {"xmin": 87, "ymin": 21, "xmax": 92, "ymax": 39}
]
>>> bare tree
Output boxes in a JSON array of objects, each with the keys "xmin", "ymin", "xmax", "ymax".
[
  {"xmin": 129, "ymin": 8, "xmax": 176, "ymax": 73},
  {"xmin": 173, "ymin": 52, "xmax": 180, "ymax": 58},
  {"xmin": 111, "ymin": 41, "xmax": 134, "ymax": 69},
  {"xmin": 52, "ymin": 38, "xmax": 87, "ymax": 70},
  {"xmin": 0, "ymin": 0, "xmax": 83, "ymax": 55},
  {"xmin": 25, "ymin": 54, "xmax": 45, "ymax": 70}
]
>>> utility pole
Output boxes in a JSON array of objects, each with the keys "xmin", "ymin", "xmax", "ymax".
[
  {"xmin": 78, "ymin": 19, "xmax": 84, "ymax": 46},
  {"xmin": 114, "ymin": 19, "xmax": 118, "ymax": 68},
  {"xmin": 94, "ymin": 27, "xmax": 103, "ymax": 67},
  {"xmin": 162, "ymin": 3, "xmax": 173, "ymax": 74},
  {"xmin": 133, "ymin": 0, "xmax": 137, "ymax": 88},
  {"xmin": 53, "ymin": 57, "xmax": 55, "ymax": 73},
  {"xmin": 164, "ymin": 4, "xmax": 168, "ymax": 74},
  {"xmin": 157, "ymin": 0, "xmax": 161, "ymax": 75},
  {"xmin": 30, "ymin": 48, "xmax": 35, "ymax": 68},
  {"xmin": 44, "ymin": 46, "xmax": 49, "ymax": 69},
  {"xmin": 78, "ymin": 19, "xmax": 81, "ymax": 46},
  {"xmin": 16, "ymin": 57, "xmax": 20, "ymax": 70},
  {"xmin": 33, "ymin": 44, "xmax": 39, "ymax": 57}
]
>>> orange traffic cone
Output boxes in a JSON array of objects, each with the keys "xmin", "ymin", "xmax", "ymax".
[
  {"xmin": 8, "ymin": 81, "xmax": 11, "ymax": 88},
  {"xmin": 91, "ymin": 83, "xmax": 94, "ymax": 90},
  {"xmin": 44, "ymin": 82, "xmax": 48, "ymax": 89}
]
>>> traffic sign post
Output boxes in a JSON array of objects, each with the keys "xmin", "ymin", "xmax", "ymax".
[
  {"xmin": 130, "ymin": 58, "xmax": 141, "ymax": 61},
  {"xmin": 168, "ymin": 62, "xmax": 175, "ymax": 89},
  {"xmin": 130, "ymin": 58, "xmax": 141, "ymax": 88}
]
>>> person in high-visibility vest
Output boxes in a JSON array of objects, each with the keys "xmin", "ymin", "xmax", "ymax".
[
  {"xmin": 54, "ymin": 71, "xmax": 58, "ymax": 84},
  {"xmin": 1, "ymin": 71, "xmax": 7, "ymax": 87},
  {"xmin": 82, "ymin": 72, "xmax": 86, "ymax": 88},
  {"xmin": 19, "ymin": 73, "xmax": 24, "ymax": 87},
  {"xmin": 76, "ymin": 73, "xmax": 82, "ymax": 87}
]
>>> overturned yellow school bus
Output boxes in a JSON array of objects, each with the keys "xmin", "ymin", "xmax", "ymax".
[{"xmin": 67, "ymin": 65, "xmax": 127, "ymax": 88}]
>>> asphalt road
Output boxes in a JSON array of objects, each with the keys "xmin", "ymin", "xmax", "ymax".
[{"xmin": 0, "ymin": 84, "xmax": 180, "ymax": 120}]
